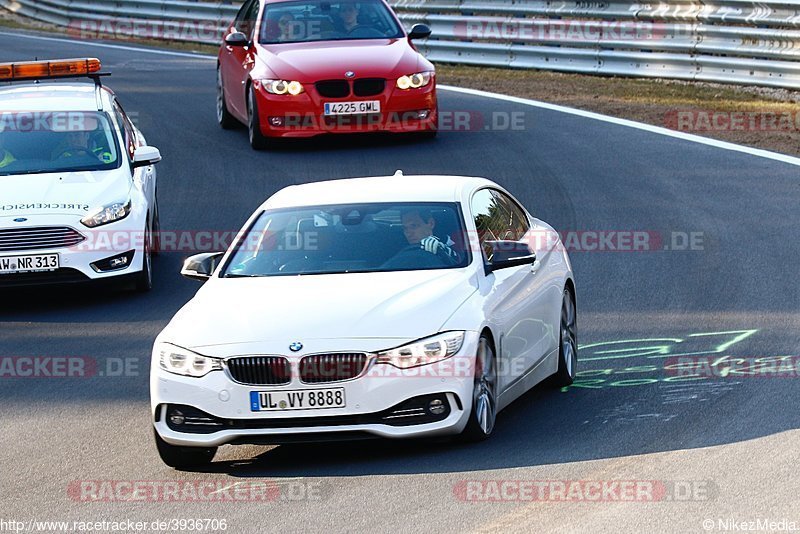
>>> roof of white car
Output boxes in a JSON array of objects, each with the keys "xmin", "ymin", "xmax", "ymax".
[
  {"xmin": 264, "ymin": 174, "xmax": 498, "ymax": 208},
  {"xmin": 0, "ymin": 82, "xmax": 110, "ymax": 111}
]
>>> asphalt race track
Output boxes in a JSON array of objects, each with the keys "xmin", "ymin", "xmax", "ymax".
[{"xmin": 1, "ymin": 30, "xmax": 799, "ymax": 533}]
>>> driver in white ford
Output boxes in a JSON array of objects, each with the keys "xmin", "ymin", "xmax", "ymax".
[{"xmin": 0, "ymin": 58, "xmax": 162, "ymax": 290}]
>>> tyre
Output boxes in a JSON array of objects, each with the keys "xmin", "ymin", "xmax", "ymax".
[
  {"xmin": 247, "ymin": 85, "xmax": 270, "ymax": 150},
  {"xmin": 132, "ymin": 225, "xmax": 153, "ymax": 292},
  {"xmin": 216, "ymin": 67, "xmax": 237, "ymax": 130},
  {"xmin": 154, "ymin": 429, "xmax": 216, "ymax": 470},
  {"xmin": 552, "ymin": 286, "xmax": 577, "ymax": 387},
  {"xmin": 458, "ymin": 334, "xmax": 497, "ymax": 442},
  {"xmin": 151, "ymin": 197, "xmax": 161, "ymax": 257}
]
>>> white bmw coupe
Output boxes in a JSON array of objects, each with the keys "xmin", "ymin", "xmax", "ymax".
[{"xmin": 151, "ymin": 174, "xmax": 576, "ymax": 468}]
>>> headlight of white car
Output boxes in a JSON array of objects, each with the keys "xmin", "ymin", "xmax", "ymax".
[
  {"xmin": 156, "ymin": 342, "xmax": 222, "ymax": 378},
  {"xmin": 396, "ymin": 71, "xmax": 433, "ymax": 90},
  {"xmin": 260, "ymin": 79, "xmax": 305, "ymax": 95},
  {"xmin": 375, "ymin": 331, "xmax": 464, "ymax": 369},
  {"xmin": 80, "ymin": 199, "xmax": 131, "ymax": 228}
]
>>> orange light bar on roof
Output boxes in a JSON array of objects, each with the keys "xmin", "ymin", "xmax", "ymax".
[{"xmin": 0, "ymin": 58, "xmax": 101, "ymax": 81}]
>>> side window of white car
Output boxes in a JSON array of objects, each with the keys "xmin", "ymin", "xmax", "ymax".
[
  {"xmin": 490, "ymin": 190, "xmax": 530, "ymax": 241},
  {"xmin": 112, "ymin": 101, "xmax": 137, "ymax": 162},
  {"xmin": 471, "ymin": 188, "xmax": 531, "ymax": 263},
  {"xmin": 471, "ymin": 189, "xmax": 503, "ymax": 262}
]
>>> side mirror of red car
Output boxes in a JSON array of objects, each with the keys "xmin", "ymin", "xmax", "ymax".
[
  {"xmin": 225, "ymin": 32, "xmax": 250, "ymax": 47},
  {"xmin": 408, "ymin": 24, "xmax": 431, "ymax": 40}
]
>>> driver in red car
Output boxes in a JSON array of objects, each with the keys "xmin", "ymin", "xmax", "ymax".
[
  {"xmin": 401, "ymin": 208, "xmax": 460, "ymax": 265},
  {"xmin": 335, "ymin": 3, "xmax": 361, "ymax": 33}
]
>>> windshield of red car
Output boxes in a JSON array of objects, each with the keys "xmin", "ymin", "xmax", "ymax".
[{"xmin": 259, "ymin": 0, "xmax": 405, "ymax": 45}]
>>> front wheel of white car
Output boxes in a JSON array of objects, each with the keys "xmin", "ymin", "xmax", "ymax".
[
  {"xmin": 154, "ymin": 430, "xmax": 217, "ymax": 470},
  {"xmin": 132, "ymin": 225, "xmax": 153, "ymax": 292},
  {"xmin": 458, "ymin": 334, "xmax": 497, "ymax": 442},
  {"xmin": 552, "ymin": 286, "xmax": 577, "ymax": 387}
]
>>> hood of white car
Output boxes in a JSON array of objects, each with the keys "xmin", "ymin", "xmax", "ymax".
[
  {"xmin": 0, "ymin": 170, "xmax": 130, "ymax": 219},
  {"xmin": 164, "ymin": 269, "xmax": 478, "ymax": 350}
]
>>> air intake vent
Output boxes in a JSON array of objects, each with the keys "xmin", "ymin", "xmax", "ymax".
[
  {"xmin": 315, "ymin": 80, "xmax": 350, "ymax": 98},
  {"xmin": 0, "ymin": 226, "xmax": 84, "ymax": 252},
  {"xmin": 227, "ymin": 356, "xmax": 291, "ymax": 385},
  {"xmin": 300, "ymin": 353, "xmax": 368, "ymax": 383}
]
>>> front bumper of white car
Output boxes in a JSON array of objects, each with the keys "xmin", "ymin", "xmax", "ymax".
[
  {"xmin": 151, "ymin": 332, "xmax": 480, "ymax": 447},
  {"xmin": 0, "ymin": 211, "xmax": 147, "ymax": 287}
]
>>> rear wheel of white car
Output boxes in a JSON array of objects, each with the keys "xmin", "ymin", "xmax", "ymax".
[
  {"xmin": 459, "ymin": 334, "xmax": 497, "ymax": 442},
  {"xmin": 247, "ymin": 85, "xmax": 270, "ymax": 150},
  {"xmin": 552, "ymin": 286, "xmax": 577, "ymax": 386},
  {"xmin": 132, "ymin": 225, "xmax": 153, "ymax": 292},
  {"xmin": 216, "ymin": 67, "xmax": 237, "ymax": 130},
  {"xmin": 154, "ymin": 430, "xmax": 217, "ymax": 470}
]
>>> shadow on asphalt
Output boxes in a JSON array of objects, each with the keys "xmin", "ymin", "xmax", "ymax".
[{"xmin": 180, "ymin": 371, "xmax": 800, "ymax": 476}]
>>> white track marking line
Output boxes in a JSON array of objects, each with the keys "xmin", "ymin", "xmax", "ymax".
[{"xmin": 0, "ymin": 30, "xmax": 216, "ymax": 59}]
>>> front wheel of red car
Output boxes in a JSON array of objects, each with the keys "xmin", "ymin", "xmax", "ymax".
[
  {"xmin": 216, "ymin": 67, "xmax": 237, "ymax": 130},
  {"xmin": 247, "ymin": 85, "xmax": 270, "ymax": 151}
]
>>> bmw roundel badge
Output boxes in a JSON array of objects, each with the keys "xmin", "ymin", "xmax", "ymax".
[
  {"xmin": 13, "ymin": 218, "xmax": 27, "ymax": 223},
  {"xmin": 289, "ymin": 342, "xmax": 303, "ymax": 352}
]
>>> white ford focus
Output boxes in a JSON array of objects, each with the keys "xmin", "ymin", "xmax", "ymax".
[
  {"xmin": 151, "ymin": 173, "xmax": 576, "ymax": 468},
  {"xmin": 0, "ymin": 58, "xmax": 162, "ymax": 290}
]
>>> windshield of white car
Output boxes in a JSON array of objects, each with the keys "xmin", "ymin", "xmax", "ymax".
[
  {"xmin": 259, "ymin": 0, "xmax": 404, "ymax": 45},
  {"xmin": 0, "ymin": 111, "xmax": 121, "ymax": 177},
  {"xmin": 221, "ymin": 202, "xmax": 471, "ymax": 277}
]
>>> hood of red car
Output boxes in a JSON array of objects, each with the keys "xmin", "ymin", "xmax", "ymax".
[{"xmin": 257, "ymin": 38, "xmax": 425, "ymax": 81}]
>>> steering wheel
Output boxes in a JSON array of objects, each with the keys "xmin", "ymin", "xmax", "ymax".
[
  {"xmin": 347, "ymin": 25, "xmax": 382, "ymax": 37},
  {"xmin": 55, "ymin": 147, "xmax": 94, "ymax": 159}
]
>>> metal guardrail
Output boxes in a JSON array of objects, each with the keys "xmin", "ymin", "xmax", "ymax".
[{"xmin": 1, "ymin": 0, "xmax": 799, "ymax": 88}]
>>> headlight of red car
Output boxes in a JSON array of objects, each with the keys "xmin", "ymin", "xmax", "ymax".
[
  {"xmin": 260, "ymin": 79, "xmax": 305, "ymax": 95},
  {"xmin": 396, "ymin": 71, "xmax": 433, "ymax": 90}
]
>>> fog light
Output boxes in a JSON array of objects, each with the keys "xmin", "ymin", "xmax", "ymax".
[
  {"xmin": 109, "ymin": 256, "xmax": 128, "ymax": 268},
  {"xmin": 90, "ymin": 250, "xmax": 135, "ymax": 272},
  {"xmin": 169, "ymin": 410, "xmax": 185, "ymax": 426},
  {"xmin": 428, "ymin": 399, "xmax": 446, "ymax": 415},
  {"xmin": 269, "ymin": 116, "xmax": 284, "ymax": 127}
]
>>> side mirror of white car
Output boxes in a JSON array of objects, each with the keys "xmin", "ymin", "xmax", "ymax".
[
  {"xmin": 132, "ymin": 146, "xmax": 162, "ymax": 168},
  {"xmin": 181, "ymin": 252, "xmax": 224, "ymax": 282}
]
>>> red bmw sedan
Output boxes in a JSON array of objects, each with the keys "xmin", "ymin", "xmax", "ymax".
[{"xmin": 217, "ymin": 0, "xmax": 438, "ymax": 149}]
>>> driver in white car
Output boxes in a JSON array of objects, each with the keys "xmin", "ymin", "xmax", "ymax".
[
  {"xmin": 401, "ymin": 208, "xmax": 460, "ymax": 265},
  {"xmin": 51, "ymin": 129, "xmax": 114, "ymax": 163}
]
